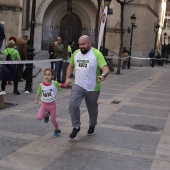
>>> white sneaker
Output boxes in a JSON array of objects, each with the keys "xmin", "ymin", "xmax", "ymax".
[
  {"xmin": 24, "ymin": 91, "xmax": 30, "ymax": 94},
  {"xmin": 0, "ymin": 91, "xmax": 6, "ymax": 94}
]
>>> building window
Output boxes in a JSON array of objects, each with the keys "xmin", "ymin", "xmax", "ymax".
[{"xmin": 22, "ymin": 0, "xmax": 30, "ymax": 30}]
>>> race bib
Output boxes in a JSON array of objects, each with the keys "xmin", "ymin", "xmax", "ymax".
[
  {"xmin": 42, "ymin": 90, "xmax": 53, "ymax": 101},
  {"xmin": 76, "ymin": 59, "xmax": 89, "ymax": 70}
]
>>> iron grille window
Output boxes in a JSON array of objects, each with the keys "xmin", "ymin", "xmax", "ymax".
[
  {"xmin": 164, "ymin": 18, "xmax": 170, "ymax": 30},
  {"xmin": 22, "ymin": 0, "xmax": 30, "ymax": 30}
]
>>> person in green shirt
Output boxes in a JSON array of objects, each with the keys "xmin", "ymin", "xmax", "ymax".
[
  {"xmin": 1, "ymin": 40, "xmax": 21, "ymax": 95},
  {"xmin": 65, "ymin": 35, "xmax": 110, "ymax": 139}
]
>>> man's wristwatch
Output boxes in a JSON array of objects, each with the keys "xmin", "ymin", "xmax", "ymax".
[{"xmin": 101, "ymin": 73, "xmax": 105, "ymax": 78}]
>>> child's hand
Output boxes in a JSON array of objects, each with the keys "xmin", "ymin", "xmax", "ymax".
[
  {"xmin": 64, "ymin": 83, "xmax": 72, "ymax": 89},
  {"xmin": 35, "ymin": 100, "xmax": 38, "ymax": 105},
  {"xmin": 64, "ymin": 83, "xmax": 69, "ymax": 88}
]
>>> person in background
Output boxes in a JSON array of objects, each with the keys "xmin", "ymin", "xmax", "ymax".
[
  {"xmin": 6, "ymin": 36, "xmax": 18, "ymax": 85},
  {"xmin": 156, "ymin": 51, "xmax": 162, "ymax": 66},
  {"xmin": 9, "ymin": 36, "xmax": 18, "ymax": 50},
  {"xmin": 0, "ymin": 21, "xmax": 6, "ymax": 54},
  {"xmin": 71, "ymin": 41, "xmax": 76, "ymax": 53},
  {"xmin": 149, "ymin": 49, "xmax": 155, "ymax": 67},
  {"xmin": 54, "ymin": 37, "xmax": 64, "ymax": 82},
  {"xmin": 122, "ymin": 47, "xmax": 129, "ymax": 69},
  {"xmin": 1, "ymin": 40, "xmax": 21, "ymax": 95},
  {"xmin": 48, "ymin": 41, "xmax": 55, "ymax": 69},
  {"xmin": 67, "ymin": 40, "xmax": 74, "ymax": 78},
  {"xmin": 66, "ymin": 40, "xmax": 73, "ymax": 68},
  {"xmin": 65, "ymin": 35, "xmax": 110, "ymax": 139},
  {"xmin": 16, "ymin": 35, "xmax": 28, "ymax": 82},
  {"xmin": 24, "ymin": 39, "xmax": 33, "ymax": 93}
]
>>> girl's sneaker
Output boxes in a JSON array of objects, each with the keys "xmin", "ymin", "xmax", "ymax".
[
  {"xmin": 53, "ymin": 129, "xmax": 61, "ymax": 137},
  {"xmin": 44, "ymin": 110, "xmax": 50, "ymax": 123}
]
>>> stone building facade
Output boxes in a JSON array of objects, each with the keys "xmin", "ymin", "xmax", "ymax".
[{"xmin": 0, "ymin": 0, "xmax": 167, "ymax": 66}]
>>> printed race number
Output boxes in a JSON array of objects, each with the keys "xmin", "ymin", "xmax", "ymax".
[
  {"xmin": 76, "ymin": 60, "xmax": 89, "ymax": 70},
  {"xmin": 78, "ymin": 63, "xmax": 87, "ymax": 68}
]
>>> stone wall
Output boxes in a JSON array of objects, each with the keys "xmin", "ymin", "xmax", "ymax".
[{"xmin": 0, "ymin": 0, "xmax": 23, "ymax": 41}]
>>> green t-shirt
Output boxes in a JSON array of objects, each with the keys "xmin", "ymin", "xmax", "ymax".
[
  {"xmin": 67, "ymin": 45, "xmax": 72, "ymax": 60},
  {"xmin": 69, "ymin": 48, "xmax": 106, "ymax": 91},
  {"xmin": 3, "ymin": 48, "xmax": 20, "ymax": 61}
]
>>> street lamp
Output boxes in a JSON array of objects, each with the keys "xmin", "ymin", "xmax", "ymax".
[
  {"xmin": 128, "ymin": 14, "xmax": 137, "ymax": 69},
  {"xmin": 153, "ymin": 23, "xmax": 160, "ymax": 67}
]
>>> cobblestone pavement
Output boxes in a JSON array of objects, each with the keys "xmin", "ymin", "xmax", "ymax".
[{"xmin": 0, "ymin": 55, "xmax": 170, "ymax": 170}]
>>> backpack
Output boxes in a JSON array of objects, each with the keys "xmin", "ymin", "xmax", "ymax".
[{"xmin": 5, "ymin": 49, "xmax": 15, "ymax": 68}]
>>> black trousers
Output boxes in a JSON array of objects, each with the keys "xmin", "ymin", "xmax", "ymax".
[
  {"xmin": 51, "ymin": 62, "xmax": 55, "ymax": 69},
  {"xmin": 1, "ymin": 71, "xmax": 18, "ymax": 91},
  {"xmin": 151, "ymin": 59, "xmax": 155, "ymax": 67},
  {"xmin": 17, "ymin": 64, "xmax": 24, "ymax": 80},
  {"xmin": 25, "ymin": 64, "xmax": 33, "ymax": 92}
]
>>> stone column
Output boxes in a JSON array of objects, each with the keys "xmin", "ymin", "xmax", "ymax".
[{"xmin": 34, "ymin": 23, "xmax": 43, "ymax": 52}]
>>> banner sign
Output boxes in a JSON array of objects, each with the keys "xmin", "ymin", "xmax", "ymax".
[{"xmin": 98, "ymin": 5, "xmax": 108, "ymax": 50}]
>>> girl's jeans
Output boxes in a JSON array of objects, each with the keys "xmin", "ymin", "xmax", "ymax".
[{"xmin": 36, "ymin": 101, "xmax": 59, "ymax": 130}]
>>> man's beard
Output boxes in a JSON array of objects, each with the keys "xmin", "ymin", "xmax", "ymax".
[{"xmin": 80, "ymin": 48, "xmax": 89, "ymax": 54}]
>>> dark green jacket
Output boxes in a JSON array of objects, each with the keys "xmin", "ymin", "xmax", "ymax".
[{"xmin": 54, "ymin": 42, "xmax": 64, "ymax": 59}]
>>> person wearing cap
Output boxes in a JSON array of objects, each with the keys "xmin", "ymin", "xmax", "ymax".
[{"xmin": 0, "ymin": 21, "xmax": 6, "ymax": 54}]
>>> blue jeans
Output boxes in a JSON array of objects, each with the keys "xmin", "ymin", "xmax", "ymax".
[
  {"xmin": 122, "ymin": 61, "xmax": 128, "ymax": 69},
  {"xmin": 54, "ymin": 61, "xmax": 63, "ymax": 81}
]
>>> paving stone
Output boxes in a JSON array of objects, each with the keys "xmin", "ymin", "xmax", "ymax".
[
  {"xmin": 0, "ymin": 167, "xmax": 16, "ymax": 170},
  {"xmin": 0, "ymin": 115, "xmax": 65, "ymax": 135},
  {"xmin": 97, "ymin": 93, "xmax": 114, "ymax": 100},
  {"xmin": 117, "ymin": 105, "xmax": 169, "ymax": 118},
  {"xmin": 0, "ymin": 136, "xmax": 31, "ymax": 160},
  {"xmin": 103, "ymin": 114, "xmax": 166, "ymax": 131},
  {"xmin": 101, "ymin": 84, "xmax": 131, "ymax": 90},
  {"xmin": 100, "ymin": 88, "xmax": 122, "ymax": 94},
  {"xmin": 147, "ymin": 84, "xmax": 170, "ymax": 90},
  {"xmin": 130, "ymin": 97, "xmax": 170, "ymax": 107},
  {"xmin": 1, "ymin": 65, "xmax": 170, "ymax": 170},
  {"xmin": 138, "ymin": 92, "xmax": 170, "ymax": 100},
  {"xmin": 143, "ymin": 88, "xmax": 170, "ymax": 95},
  {"xmin": 44, "ymin": 148, "xmax": 152, "ymax": 170},
  {"xmin": 0, "ymin": 151, "xmax": 55, "ymax": 170},
  {"xmin": 80, "ymin": 128, "xmax": 161, "ymax": 154}
]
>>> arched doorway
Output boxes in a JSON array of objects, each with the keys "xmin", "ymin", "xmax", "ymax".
[{"xmin": 60, "ymin": 13, "xmax": 82, "ymax": 49}]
